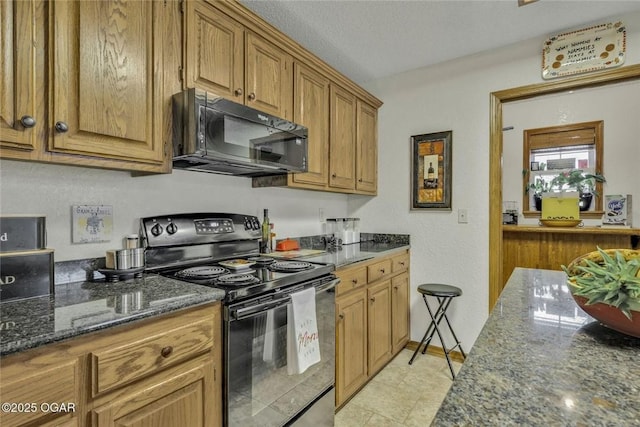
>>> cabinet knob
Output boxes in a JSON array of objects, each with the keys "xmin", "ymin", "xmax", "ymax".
[
  {"xmin": 332, "ymin": 173, "xmax": 337, "ymax": 178},
  {"xmin": 160, "ymin": 346, "xmax": 173, "ymax": 358},
  {"xmin": 55, "ymin": 121, "xmax": 69, "ymax": 133},
  {"xmin": 380, "ymin": 268, "xmax": 385, "ymax": 274},
  {"xmin": 399, "ymin": 262, "xmax": 405, "ymax": 266},
  {"xmin": 20, "ymin": 115, "xmax": 36, "ymax": 128},
  {"xmin": 338, "ymin": 313, "xmax": 344, "ymax": 320},
  {"xmin": 370, "ymin": 297, "xmax": 376, "ymax": 303},
  {"xmin": 235, "ymin": 88, "xmax": 243, "ymax": 96},
  {"xmin": 248, "ymin": 92, "xmax": 256, "ymax": 101},
  {"xmin": 358, "ymin": 178, "xmax": 363, "ymax": 182},
  {"xmin": 351, "ymin": 279, "xmax": 358, "ymax": 285}
]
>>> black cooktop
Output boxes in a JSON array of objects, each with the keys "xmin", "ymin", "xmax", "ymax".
[{"xmin": 159, "ymin": 258, "xmax": 334, "ymax": 302}]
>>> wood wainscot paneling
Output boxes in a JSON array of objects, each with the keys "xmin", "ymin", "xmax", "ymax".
[{"xmin": 502, "ymin": 225, "xmax": 640, "ymax": 289}]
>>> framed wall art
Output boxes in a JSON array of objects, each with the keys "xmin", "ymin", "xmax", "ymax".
[{"xmin": 411, "ymin": 130, "xmax": 452, "ymax": 210}]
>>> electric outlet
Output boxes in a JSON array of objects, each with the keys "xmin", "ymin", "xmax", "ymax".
[
  {"xmin": 319, "ymin": 208, "xmax": 325, "ymax": 222},
  {"xmin": 458, "ymin": 209, "xmax": 468, "ymax": 224}
]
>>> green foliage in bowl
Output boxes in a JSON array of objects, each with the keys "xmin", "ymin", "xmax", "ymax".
[{"xmin": 562, "ymin": 247, "xmax": 640, "ymax": 319}]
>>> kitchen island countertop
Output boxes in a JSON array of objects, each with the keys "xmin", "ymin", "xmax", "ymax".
[
  {"xmin": 0, "ymin": 274, "xmax": 225, "ymax": 357},
  {"xmin": 431, "ymin": 267, "xmax": 640, "ymax": 426}
]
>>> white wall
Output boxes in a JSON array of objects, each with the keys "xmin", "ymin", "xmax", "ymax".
[
  {"xmin": 358, "ymin": 12, "xmax": 640, "ymax": 348},
  {"xmin": 0, "ymin": 160, "xmax": 348, "ymax": 261}
]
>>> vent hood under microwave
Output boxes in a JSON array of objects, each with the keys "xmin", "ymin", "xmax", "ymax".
[{"xmin": 172, "ymin": 89, "xmax": 308, "ymax": 177}]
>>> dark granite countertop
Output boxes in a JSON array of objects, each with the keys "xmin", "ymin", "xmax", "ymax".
[
  {"xmin": 298, "ymin": 242, "xmax": 410, "ymax": 268},
  {"xmin": 0, "ymin": 274, "xmax": 225, "ymax": 357},
  {"xmin": 432, "ymin": 268, "xmax": 640, "ymax": 426},
  {"xmin": 274, "ymin": 233, "xmax": 410, "ymax": 268}
]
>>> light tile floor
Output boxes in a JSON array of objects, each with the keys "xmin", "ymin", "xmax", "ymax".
[{"xmin": 335, "ymin": 349, "xmax": 462, "ymax": 427}]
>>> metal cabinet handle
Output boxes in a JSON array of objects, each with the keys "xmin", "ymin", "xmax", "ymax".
[
  {"xmin": 20, "ymin": 115, "xmax": 36, "ymax": 128},
  {"xmin": 234, "ymin": 88, "xmax": 243, "ymax": 96},
  {"xmin": 160, "ymin": 346, "xmax": 173, "ymax": 358},
  {"xmin": 380, "ymin": 268, "xmax": 385, "ymax": 274},
  {"xmin": 55, "ymin": 121, "xmax": 68, "ymax": 133},
  {"xmin": 370, "ymin": 297, "xmax": 376, "ymax": 302},
  {"xmin": 399, "ymin": 261, "xmax": 405, "ymax": 266},
  {"xmin": 338, "ymin": 314, "xmax": 344, "ymax": 320},
  {"xmin": 248, "ymin": 92, "xmax": 256, "ymax": 101},
  {"xmin": 351, "ymin": 279, "xmax": 358, "ymax": 284}
]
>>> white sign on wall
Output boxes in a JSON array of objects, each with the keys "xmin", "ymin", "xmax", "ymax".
[
  {"xmin": 542, "ymin": 22, "xmax": 625, "ymax": 80},
  {"xmin": 71, "ymin": 205, "xmax": 113, "ymax": 243}
]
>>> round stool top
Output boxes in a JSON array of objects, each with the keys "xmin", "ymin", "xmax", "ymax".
[{"xmin": 417, "ymin": 283, "xmax": 462, "ymax": 297}]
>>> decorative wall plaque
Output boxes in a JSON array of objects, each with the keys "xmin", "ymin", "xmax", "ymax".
[
  {"xmin": 542, "ymin": 22, "xmax": 625, "ymax": 80},
  {"xmin": 72, "ymin": 205, "xmax": 113, "ymax": 243}
]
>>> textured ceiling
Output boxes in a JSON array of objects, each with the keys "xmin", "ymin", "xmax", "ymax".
[{"xmin": 240, "ymin": 0, "xmax": 640, "ymax": 85}]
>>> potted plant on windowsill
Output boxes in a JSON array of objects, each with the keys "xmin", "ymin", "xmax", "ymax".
[
  {"xmin": 525, "ymin": 177, "xmax": 551, "ymax": 211},
  {"xmin": 562, "ymin": 247, "xmax": 640, "ymax": 337},
  {"xmin": 549, "ymin": 169, "xmax": 606, "ymax": 211}
]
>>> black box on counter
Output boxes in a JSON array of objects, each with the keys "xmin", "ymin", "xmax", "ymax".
[
  {"xmin": 0, "ymin": 215, "xmax": 46, "ymax": 252},
  {"xmin": 0, "ymin": 249, "xmax": 54, "ymax": 302}
]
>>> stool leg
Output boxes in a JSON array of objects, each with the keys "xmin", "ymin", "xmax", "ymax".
[
  {"xmin": 422, "ymin": 297, "xmax": 452, "ymax": 355},
  {"xmin": 409, "ymin": 295, "xmax": 437, "ymax": 365},
  {"xmin": 409, "ymin": 295, "xmax": 451, "ymax": 365},
  {"xmin": 429, "ymin": 307, "xmax": 457, "ymax": 380},
  {"xmin": 441, "ymin": 310, "xmax": 466, "ymax": 360}
]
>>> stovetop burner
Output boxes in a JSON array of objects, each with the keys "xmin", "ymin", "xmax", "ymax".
[
  {"xmin": 215, "ymin": 273, "xmax": 261, "ymax": 287},
  {"xmin": 175, "ymin": 265, "xmax": 229, "ymax": 279},
  {"xmin": 268, "ymin": 261, "xmax": 314, "ymax": 273}
]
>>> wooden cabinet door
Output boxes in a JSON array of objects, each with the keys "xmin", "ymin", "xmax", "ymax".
[
  {"xmin": 292, "ymin": 63, "xmax": 329, "ymax": 187},
  {"xmin": 93, "ymin": 358, "xmax": 217, "ymax": 427},
  {"xmin": 356, "ymin": 100, "xmax": 378, "ymax": 194},
  {"xmin": 245, "ymin": 32, "xmax": 292, "ymax": 120},
  {"xmin": 367, "ymin": 280, "xmax": 392, "ymax": 375},
  {"xmin": 391, "ymin": 273, "xmax": 410, "ymax": 354},
  {"xmin": 184, "ymin": 1, "xmax": 244, "ymax": 103},
  {"xmin": 49, "ymin": 0, "xmax": 164, "ymax": 164},
  {"xmin": 0, "ymin": 0, "xmax": 37, "ymax": 151},
  {"xmin": 335, "ymin": 288, "xmax": 367, "ymax": 407},
  {"xmin": 329, "ymin": 85, "xmax": 356, "ymax": 190}
]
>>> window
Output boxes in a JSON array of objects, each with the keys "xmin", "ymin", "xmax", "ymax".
[{"xmin": 522, "ymin": 121, "xmax": 604, "ymax": 217}]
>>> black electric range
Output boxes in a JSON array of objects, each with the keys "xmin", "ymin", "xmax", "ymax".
[{"xmin": 141, "ymin": 212, "xmax": 335, "ymax": 303}]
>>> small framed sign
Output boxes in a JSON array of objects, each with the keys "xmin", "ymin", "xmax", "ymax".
[
  {"xmin": 72, "ymin": 205, "xmax": 113, "ymax": 243},
  {"xmin": 542, "ymin": 22, "xmax": 625, "ymax": 80},
  {"xmin": 530, "ymin": 161, "xmax": 540, "ymax": 171}
]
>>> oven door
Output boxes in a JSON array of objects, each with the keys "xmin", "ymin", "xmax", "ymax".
[{"xmin": 225, "ymin": 277, "xmax": 337, "ymax": 427}]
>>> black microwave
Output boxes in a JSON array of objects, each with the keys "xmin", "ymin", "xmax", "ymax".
[{"xmin": 172, "ymin": 88, "xmax": 308, "ymax": 177}]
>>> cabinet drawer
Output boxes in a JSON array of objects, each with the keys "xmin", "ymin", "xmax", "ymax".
[
  {"xmin": 391, "ymin": 252, "xmax": 409, "ymax": 273},
  {"xmin": 91, "ymin": 317, "xmax": 214, "ymax": 395},
  {"xmin": 367, "ymin": 259, "xmax": 392, "ymax": 283},
  {"xmin": 0, "ymin": 359, "xmax": 77, "ymax": 427},
  {"xmin": 336, "ymin": 266, "xmax": 367, "ymax": 296}
]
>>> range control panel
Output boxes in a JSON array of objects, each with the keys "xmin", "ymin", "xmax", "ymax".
[{"xmin": 141, "ymin": 213, "xmax": 261, "ymax": 248}]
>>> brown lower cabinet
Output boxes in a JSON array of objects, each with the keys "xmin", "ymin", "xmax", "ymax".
[
  {"xmin": 0, "ymin": 302, "xmax": 222, "ymax": 427},
  {"xmin": 335, "ymin": 250, "xmax": 410, "ymax": 408}
]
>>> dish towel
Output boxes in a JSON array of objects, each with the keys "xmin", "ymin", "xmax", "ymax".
[{"xmin": 287, "ymin": 287, "xmax": 321, "ymax": 375}]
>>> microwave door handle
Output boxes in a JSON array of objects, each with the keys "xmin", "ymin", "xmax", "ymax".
[{"xmin": 232, "ymin": 296, "xmax": 291, "ymax": 321}]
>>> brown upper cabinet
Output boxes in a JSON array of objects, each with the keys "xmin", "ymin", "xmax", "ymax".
[
  {"xmin": 185, "ymin": 1, "xmax": 293, "ymax": 120},
  {"xmin": 1, "ymin": 0, "xmax": 380, "ymax": 184},
  {"xmin": 0, "ymin": 0, "xmax": 171, "ymax": 173},
  {"xmin": 0, "ymin": 0, "xmax": 38, "ymax": 154}
]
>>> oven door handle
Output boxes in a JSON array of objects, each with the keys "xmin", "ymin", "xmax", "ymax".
[
  {"xmin": 231, "ymin": 278, "xmax": 340, "ymax": 321},
  {"xmin": 231, "ymin": 296, "xmax": 291, "ymax": 320}
]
